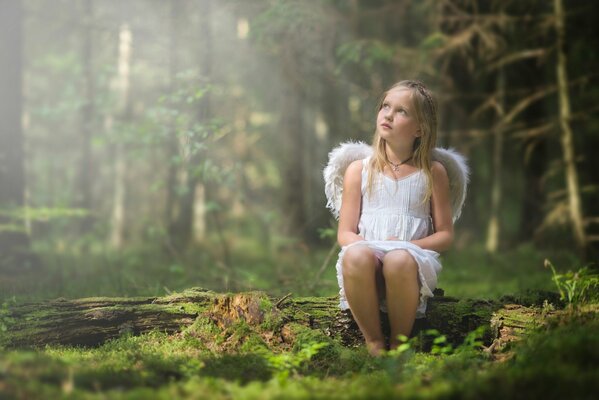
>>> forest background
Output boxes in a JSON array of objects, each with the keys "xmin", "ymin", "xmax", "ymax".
[
  {"xmin": 1, "ymin": 0, "xmax": 598, "ymax": 318},
  {"xmin": 1, "ymin": 0, "xmax": 599, "ymax": 398}
]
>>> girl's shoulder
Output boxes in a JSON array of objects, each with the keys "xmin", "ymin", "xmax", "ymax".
[
  {"xmin": 346, "ymin": 156, "xmax": 370, "ymax": 173},
  {"xmin": 431, "ymin": 160, "xmax": 449, "ymax": 180},
  {"xmin": 344, "ymin": 158, "xmax": 366, "ymax": 181}
]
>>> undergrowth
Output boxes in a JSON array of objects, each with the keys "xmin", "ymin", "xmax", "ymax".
[
  {"xmin": 2, "ymin": 310, "xmax": 597, "ymax": 399},
  {"xmin": 0, "ymin": 241, "xmax": 595, "ymax": 399}
]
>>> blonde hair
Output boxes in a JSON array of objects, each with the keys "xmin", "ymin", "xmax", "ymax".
[{"xmin": 366, "ymin": 80, "xmax": 438, "ymax": 201}]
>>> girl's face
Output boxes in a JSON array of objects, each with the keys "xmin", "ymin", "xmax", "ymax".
[{"xmin": 376, "ymin": 88, "xmax": 421, "ymax": 148}]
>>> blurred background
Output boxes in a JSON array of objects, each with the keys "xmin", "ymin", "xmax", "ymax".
[{"xmin": 0, "ymin": 0, "xmax": 597, "ymax": 303}]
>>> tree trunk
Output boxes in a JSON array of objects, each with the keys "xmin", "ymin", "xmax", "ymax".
[
  {"xmin": 109, "ymin": 24, "xmax": 133, "ymax": 249},
  {"xmin": 519, "ymin": 137, "xmax": 547, "ymax": 243},
  {"xmin": 165, "ymin": 0, "xmax": 181, "ymax": 242},
  {"xmin": 0, "ymin": 0, "xmax": 30, "ymax": 269},
  {"xmin": 176, "ymin": 0, "xmax": 212, "ymax": 247},
  {"xmin": 486, "ymin": 68, "xmax": 506, "ymax": 253},
  {"xmin": 554, "ymin": 0, "xmax": 587, "ymax": 256},
  {"xmin": 110, "ymin": 143, "xmax": 127, "ymax": 249},
  {"xmin": 280, "ymin": 81, "xmax": 306, "ymax": 236},
  {"xmin": 76, "ymin": 0, "xmax": 95, "ymax": 236},
  {"xmin": 0, "ymin": 288, "xmax": 560, "ymax": 351}
]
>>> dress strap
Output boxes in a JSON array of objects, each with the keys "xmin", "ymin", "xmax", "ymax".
[
  {"xmin": 361, "ymin": 156, "xmax": 370, "ymax": 173},
  {"xmin": 360, "ymin": 156, "xmax": 370, "ymax": 193}
]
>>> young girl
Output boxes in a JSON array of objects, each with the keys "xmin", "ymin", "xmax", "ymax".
[{"xmin": 324, "ymin": 80, "xmax": 467, "ymax": 356}]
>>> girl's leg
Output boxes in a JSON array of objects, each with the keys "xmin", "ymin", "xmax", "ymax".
[
  {"xmin": 381, "ymin": 250, "xmax": 420, "ymax": 349},
  {"xmin": 342, "ymin": 245, "xmax": 385, "ymax": 356}
]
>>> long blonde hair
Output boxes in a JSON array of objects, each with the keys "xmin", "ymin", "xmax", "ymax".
[{"xmin": 366, "ymin": 80, "xmax": 438, "ymax": 201}]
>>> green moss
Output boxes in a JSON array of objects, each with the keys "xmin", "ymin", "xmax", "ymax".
[
  {"xmin": 239, "ymin": 333, "xmax": 269, "ymax": 353},
  {"xmin": 201, "ymin": 353, "xmax": 272, "ymax": 383},
  {"xmin": 259, "ymin": 297, "xmax": 274, "ymax": 312},
  {"xmin": 259, "ymin": 307, "xmax": 284, "ymax": 333},
  {"xmin": 2, "ymin": 312, "xmax": 596, "ymax": 399},
  {"xmin": 184, "ymin": 316, "xmax": 220, "ymax": 345}
]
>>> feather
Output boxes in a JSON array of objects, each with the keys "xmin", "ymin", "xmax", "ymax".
[
  {"xmin": 323, "ymin": 141, "xmax": 372, "ymax": 219},
  {"xmin": 431, "ymin": 148, "xmax": 470, "ymax": 222},
  {"xmin": 323, "ymin": 141, "xmax": 470, "ymax": 222}
]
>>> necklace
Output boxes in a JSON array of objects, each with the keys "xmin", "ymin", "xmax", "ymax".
[{"xmin": 388, "ymin": 156, "xmax": 413, "ymax": 172}]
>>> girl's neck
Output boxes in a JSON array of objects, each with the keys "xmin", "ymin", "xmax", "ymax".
[{"xmin": 385, "ymin": 144, "xmax": 413, "ymax": 164}]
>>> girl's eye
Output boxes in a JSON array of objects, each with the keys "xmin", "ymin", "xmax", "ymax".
[{"xmin": 398, "ymin": 109, "xmax": 407, "ymax": 115}]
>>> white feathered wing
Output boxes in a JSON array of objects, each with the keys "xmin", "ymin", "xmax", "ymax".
[
  {"xmin": 323, "ymin": 142, "xmax": 470, "ymax": 222},
  {"xmin": 431, "ymin": 147, "xmax": 470, "ymax": 221},
  {"xmin": 323, "ymin": 141, "xmax": 372, "ymax": 219}
]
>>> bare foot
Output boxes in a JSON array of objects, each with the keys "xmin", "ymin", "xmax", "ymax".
[{"xmin": 366, "ymin": 340, "xmax": 387, "ymax": 357}]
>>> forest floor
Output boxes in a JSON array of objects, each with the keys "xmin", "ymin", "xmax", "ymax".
[{"xmin": 0, "ymin": 242, "xmax": 597, "ymax": 399}]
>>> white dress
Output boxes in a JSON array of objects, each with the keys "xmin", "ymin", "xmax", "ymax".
[{"xmin": 335, "ymin": 157, "xmax": 442, "ymax": 318}]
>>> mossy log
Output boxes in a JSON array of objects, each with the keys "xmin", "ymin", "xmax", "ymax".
[{"xmin": 0, "ymin": 287, "xmax": 557, "ymax": 350}]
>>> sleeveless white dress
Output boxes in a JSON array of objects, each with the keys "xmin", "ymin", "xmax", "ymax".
[{"xmin": 335, "ymin": 157, "xmax": 442, "ymax": 318}]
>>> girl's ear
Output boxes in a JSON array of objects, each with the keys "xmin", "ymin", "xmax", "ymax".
[{"xmin": 414, "ymin": 128, "xmax": 423, "ymax": 138}]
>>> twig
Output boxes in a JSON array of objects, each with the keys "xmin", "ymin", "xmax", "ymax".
[
  {"xmin": 275, "ymin": 293, "xmax": 293, "ymax": 309},
  {"xmin": 310, "ymin": 242, "xmax": 340, "ymax": 291}
]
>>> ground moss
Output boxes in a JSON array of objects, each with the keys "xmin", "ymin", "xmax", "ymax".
[
  {"xmin": 1, "ymin": 309, "xmax": 596, "ymax": 399},
  {"xmin": 200, "ymin": 353, "xmax": 272, "ymax": 384}
]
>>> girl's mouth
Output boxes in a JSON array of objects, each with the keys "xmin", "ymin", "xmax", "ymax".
[{"xmin": 381, "ymin": 123, "xmax": 391, "ymax": 129}]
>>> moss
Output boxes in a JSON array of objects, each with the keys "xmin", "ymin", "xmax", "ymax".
[
  {"xmin": 160, "ymin": 287, "xmax": 214, "ymax": 303},
  {"xmin": 451, "ymin": 315, "xmax": 599, "ymax": 399},
  {"xmin": 258, "ymin": 307, "xmax": 284, "ymax": 333},
  {"xmin": 200, "ymin": 353, "xmax": 272, "ymax": 384},
  {"xmin": 184, "ymin": 316, "xmax": 220, "ymax": 343},
  {"xmin": 292, "ymin": 326, "xmax": 333, "ymax": 349},
  {"xmin": 239, "ymin": 334, "xmax": 269, "ymax": 353},
  {"xmin": 259, "ymin": 297, "xmax": 274, "ymax": 312},
  {"xmin": 2, "ymin": 311, "xmax": 596, "ymax": 399}
]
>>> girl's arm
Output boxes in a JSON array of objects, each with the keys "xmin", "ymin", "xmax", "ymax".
[
  {"xmin": 410, "ymin": 161, "xmax": 454, "ymax": 252},
  {"xmin": 337, "ymin": 160, "xmax": 365, "ymax": 247}
]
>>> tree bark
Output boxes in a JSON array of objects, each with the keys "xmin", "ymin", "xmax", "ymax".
[
  {"xmin": 176, "ymin": 0, "xmax": 212, "ymax": 247},
  {"xmin": 0, "ymin": 288, "xmax": 559, "ymax": 351},
  {"xmin": 109, "ymin": 24, "xmax": 133, "ymax": 249},
  {"xmin": 76, "ymin": 0, "xmax": 95, "ymax": 236},
  {"xmin": 519, "ymin": 137, "xmax": 547, "ymax": 243},
  {"xmin": 486, "ymin": 68, "xmax": 506, "ymax": 253},
  {"xmin": 280, "ymin": 80, "xmax": 306, "ymax": 236},
  {"xmin": 554, "ymin": 0, "xmax": 587, "ymax": 256},
  {"xmin": 165, "ymin": 0, "xmax": 182, "ymax": 243},
  {"xmin": 0, "ymin": 0, "xmax": 31, "ymax": 269}
]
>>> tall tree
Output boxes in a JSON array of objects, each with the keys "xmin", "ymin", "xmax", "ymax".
[
  {"xmin": 109, "ymin": 23, "xmax": 133, "ymax": 249},
  {"xmin": 0, "ymin": 0, "xmax": 29, "ymax": 267},
  {"xmin": 165, "ymin": 0, "xmax": 182, "ymax": 242},
  {"xmin": 554, "ymin": 0, "xmax": 587, "ymax": 255},
  {"xmin": 191, "ymin": 0, "xmax": 211, "ymax": 245},
  {"xmin": 485, "ymin": 68, "xmax": 506, "ymax": 253},
  {"xmin": 175, "ymin": 0, "xmax": 212, "ymax": 247},
  {"xmin": 76, "ymin": 0, "xmax": 95, "ymax": 235}
]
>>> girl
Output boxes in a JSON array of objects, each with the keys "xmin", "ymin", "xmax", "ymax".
[{"xmin": 325, "ymin": 80, "xmax": 466, "ymax": 356}]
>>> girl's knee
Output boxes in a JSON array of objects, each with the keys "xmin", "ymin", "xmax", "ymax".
[
  {"xmin": 342, "ymin": 246, "xmax": 376, "ymax": 278},
  {"xmin": 382, "ymin": 250, "xmax": 417, "ymax": 279}
]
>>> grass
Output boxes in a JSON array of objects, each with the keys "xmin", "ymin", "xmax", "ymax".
[
  {"xmin": 1, "ymin": 308, "xmax": 597, "ymax": 399},
  {"xmin": 0, "ymin": 237, "xmax": 582, "ymax": 304},
  {"xmin": 0, "ymin": 237, "xmax": 595, "ymax": 398},
  {"xmin": 439, "ymin": 242, "xmax": 582, "ymax": 299}
]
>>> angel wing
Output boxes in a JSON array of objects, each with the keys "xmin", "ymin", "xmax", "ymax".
[
  {"xmin": 323, "ymin": 141, "xmax": 372, "ymax": 219},
  {"xmin": 323, "ymin": 141, "xmax": 470, "ymax": 222},
  {"xmin": 431, "ymin": 147, "xmax": 470, "ymax": 221}
]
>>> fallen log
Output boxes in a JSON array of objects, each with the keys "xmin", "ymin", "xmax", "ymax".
[{"xmin": 0, "ymin": 287, "xmax": 558, "ymax": 351}]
